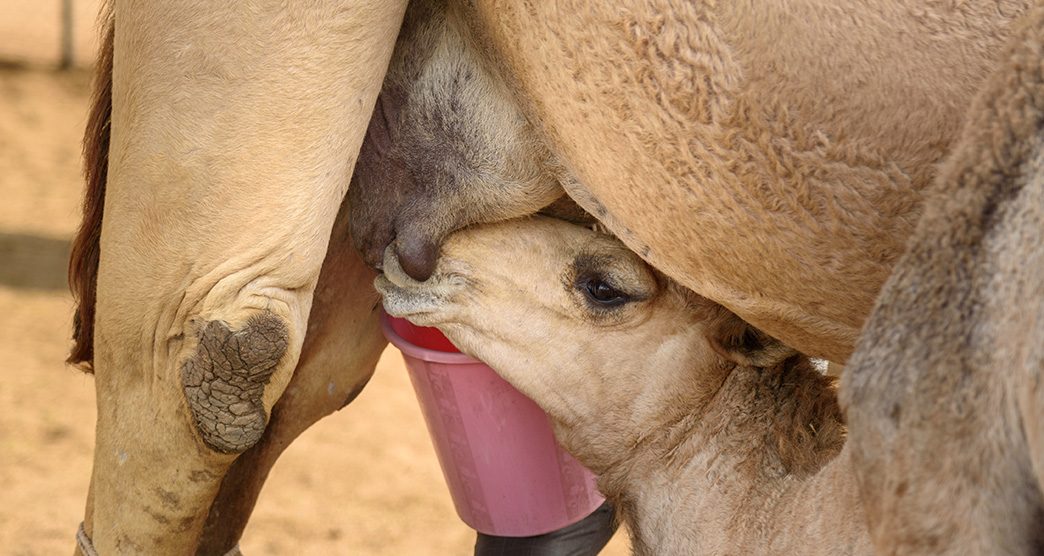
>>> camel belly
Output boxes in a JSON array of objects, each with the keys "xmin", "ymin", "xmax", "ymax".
[{"xmin": 455, "ymin": 0, "xmax": 1029, "ymax": 362}]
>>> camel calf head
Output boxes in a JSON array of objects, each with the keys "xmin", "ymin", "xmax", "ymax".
[
  {"xmin": 378, "ymin": 216, "xmax": 799, "ymax": 471},
  {"xmin": 379, "ymin": 216, "xmax": 859, "ymax": 555}
]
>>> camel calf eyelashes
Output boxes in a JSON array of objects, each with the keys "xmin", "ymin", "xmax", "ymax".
[{"xmin": 378, "ymin": 216, "xmax": 872, "ymax": 555}]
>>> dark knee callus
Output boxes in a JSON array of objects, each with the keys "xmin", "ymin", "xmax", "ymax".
[{"xmin": 182, "ymin": 313, "xmax": 289, "ymax": 454}]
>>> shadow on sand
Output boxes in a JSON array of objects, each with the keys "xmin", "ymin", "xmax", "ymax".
[{"xmin": 0, "ymin": 231, "xmax": 71, "ymax": 291}]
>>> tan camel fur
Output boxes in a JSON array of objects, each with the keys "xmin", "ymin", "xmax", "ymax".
[
  {"xmin": 352, "ymin": 0, "xmax": 1033, "ymax": 362},
  {"xmin": 68, "ymin": 1, "xmax": 407, "ymax": 553},
  {"xmin": 379, "ymin": 216, "xmax": 872, "ymax": 555},
  {"xmin": 843, "ymin": 6, "xmax": 1044, "ymax": 553},
  {"xmin": 66, "ymin": 0, "xmax": 1039, "ymax": 550}
]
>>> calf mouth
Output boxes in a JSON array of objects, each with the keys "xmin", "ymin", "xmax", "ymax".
[{"xmin": 374, "ymin": 245, "xmax": 464, "ymax": 326}]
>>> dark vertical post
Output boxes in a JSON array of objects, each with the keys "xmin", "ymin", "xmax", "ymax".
[{"xmin": 59, "ymin": 0, "xmax": 74, "ymax": 69}]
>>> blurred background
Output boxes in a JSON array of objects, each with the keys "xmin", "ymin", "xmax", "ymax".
[{"xmin": 0, "ymin": 1, "xmax": 627, "ymax": 553}]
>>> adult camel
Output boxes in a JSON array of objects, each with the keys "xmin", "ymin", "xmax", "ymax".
[
  {"xmin": 347, "ymin": 0, "xmax": 1040, "ymax": 551},
  {"xmin": 68, "ymin": 0, "xmax": 1034, "ymax": 553},
  {"xmin": 372, "ymin": 6, "xmax": 1044, "ymax": 553}
]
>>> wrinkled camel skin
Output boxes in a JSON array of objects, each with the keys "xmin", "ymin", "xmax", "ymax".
[
  {"xmin": 378, "ymin": 216, "xmax": 873, "ymax": 555},
  {"xmin": 69, "ymin": 1, "xmax": 407, "ymax": 553},
  {"xmin": 194, "ymin": 198, "xmax": 387, "ymax": 555},
  {"xmin": 350, "ymin": 0, "xmax": 1033, "ymax": 364},
  {"xmin": 843, "ymin": 6, "xmax": 1044, "ymax": 554}
]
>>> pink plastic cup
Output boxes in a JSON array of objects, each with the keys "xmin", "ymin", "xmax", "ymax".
[{"xmin": 381, "ymin": 313, "xmax": 605, "ymax": 537}]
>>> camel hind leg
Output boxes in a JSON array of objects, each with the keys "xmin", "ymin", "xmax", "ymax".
[
  {"xmin": 78, "ymin": 1, "xmax": 406, "ymax": 553},
  {"xmin": 195, "ymin": 199, "xmax": 387, "ymax": 555}
]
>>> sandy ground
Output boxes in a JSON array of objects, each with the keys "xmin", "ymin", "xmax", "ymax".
[
  {"xmin": 0, "ymin": 67, "xmax": 630, "ymax": 554},
  {"xmin": 0, "ymin": 0, "xmax": 102, "ymax": 68}
]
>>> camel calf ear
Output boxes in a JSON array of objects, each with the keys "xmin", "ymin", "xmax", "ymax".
[{"xmin": 704, "ymin": 307, "xmax": 796, "ymax": 368}]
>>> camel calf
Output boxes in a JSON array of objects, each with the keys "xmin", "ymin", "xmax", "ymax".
[{"xmin": 378, "ymin": 216, "xmax": 872, "ymax": 555}]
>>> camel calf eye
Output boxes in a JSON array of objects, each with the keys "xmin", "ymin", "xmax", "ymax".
[{"xmin": 582, "ymin": 278, "xmax": 628, "ymax": 306}]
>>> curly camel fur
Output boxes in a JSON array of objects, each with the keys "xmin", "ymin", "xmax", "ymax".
[{"xmin": 351, "ymin": 0, "xmax": 1033, "ymax": 363}]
